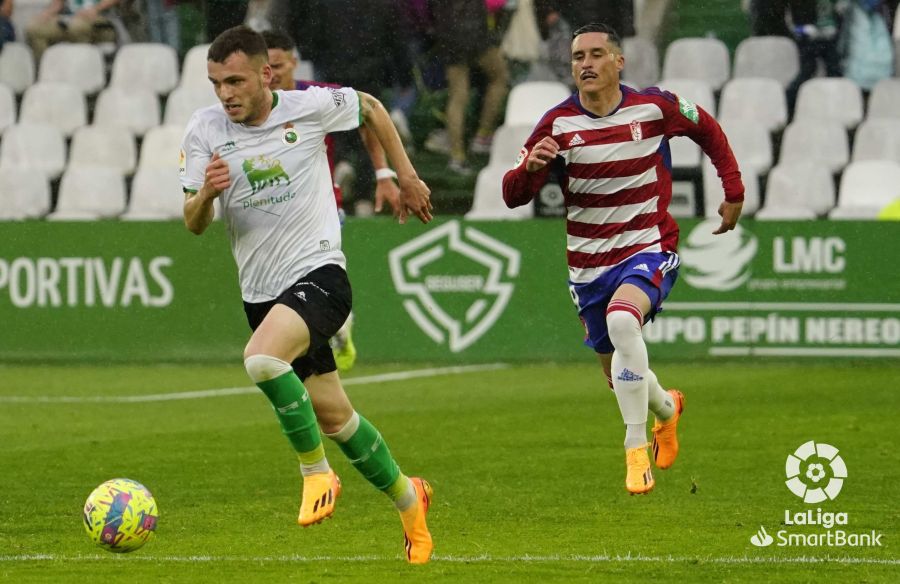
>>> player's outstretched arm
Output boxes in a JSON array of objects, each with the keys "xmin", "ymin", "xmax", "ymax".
[
  {"xmin": 184, "ymin": 152, "xmax": 229, "ymax": 235},
  {"xmin": 713, "ymin": 200, "xmax": 743, "ymax": 235},
  {"xmin": 358, "ymin": 91, "xmax": 432, "ymax": 224},
  {"xmin": 358, "ymin": 125, "xmax": 400, "ymax": 217}
]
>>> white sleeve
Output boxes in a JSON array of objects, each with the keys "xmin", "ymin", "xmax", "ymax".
[
  {"xmin": 179, "ymin": 115, "xmax": 211, "ymax": 193},
  {"xmin": 305, "ymin": 86, "xmax": 361, "ymax": 134}
]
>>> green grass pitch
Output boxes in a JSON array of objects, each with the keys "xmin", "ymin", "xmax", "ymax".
[{"xmin": 0, "ymin": 361, "xmax": 897, "ymax": 582}]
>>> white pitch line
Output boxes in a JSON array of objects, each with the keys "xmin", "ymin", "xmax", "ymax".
[
  {"xmin": 0, "ymin": 364, "xmax": 509, "ymax": 404},
  {"xmin": 0, "ymin": 553, "xmax": 897, "ymax": 566}
]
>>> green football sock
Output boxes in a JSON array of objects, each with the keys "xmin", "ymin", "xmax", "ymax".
[
  {"xmin": 327, "ymin": 412, "xmax": 400, "ymax": 492},
  {"xmin": 257, "ymin": 370, "xmax": 323, "ymax": 458}
]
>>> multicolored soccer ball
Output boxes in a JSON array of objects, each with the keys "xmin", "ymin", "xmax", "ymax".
[{"xmin": 83, "ymin": 478, "xmax": 158, "ymax": 553}]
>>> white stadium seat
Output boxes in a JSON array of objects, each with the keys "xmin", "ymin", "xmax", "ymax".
[
  {"xmin": 467, "ymin": 165, "xmax": 534, "ymax": 220},
  {"xmin": 851, "ymin": 119, "xmax": 900, "ymax": 164},
  {"xmin": 0, "ymin": 83, "xmax": 15, "ymax": 135},
  {"xmin": 19, "ymin": 81, "xmax": 87, "ymax": 137},
  {"xmin": 0, "ymin": 167, "xmax": 51, "ymax": 220},
  {"xmin": 487, "ymin": 124, "xmax": 533, "ymax": 167},
  {"xmin": 718, "ymin": 78, "xmax": 788, "ymax": 132},
  {"xmin": 504, "ymin": 81, "xmax": 571, "ymax": 126},
  {"xmin": 829, "ymin": 160, "xmax": 900, "ymax": 219},
  {"xmin": 93, "ymin": 87, "xmax": 161, "ymax": 137},
  {"xmin": 622, "ymin": 36, "xmax": 659, "ymax": 90},
  {"xmin": 121, "ymin": 167, "xmax": 186, "ymax": 220},
  {"xmin": 866, "ymin": 78, "xmax": 900, "ymax": 120},
  {"xmin": 164, "ymin": 85, "xmax": 219, "ymax": 127},
  {"xmin": 654, "ymin": 78, "xmax": 716, "ymax": 117},
  {"xmin": 179, "ymin": 43, "xmax": 212, "ymax": 89},
  {"xmin": 703, "ymin": 158, "xmax": 759, "ymax": 217},
  {"xmin": 756, "ymin": 161, "xmax": 835, "ymax": 219},
  {"xmin": 0, "ymin": 122, "xmax": 67, "ymax": 179},
  {"xmin": 794, "ymin": 78, "xmax": 864, "ymax": 129},
  {"xmin": 48, "ymin": 165, "xmax": 127, "ymax": 220},
  {"xmin": 779, "ymin": 120, "xmax": 849, "ymax": 174},
  {"xmin": 718, "ymin": 119, "xmax": 772, "ymax": 175},
  {"xmin": 0, "ymin": 42, "xmax": 36, "ymax": 94},
  {"xmin": 110, "ymin": 43, "xmax": 180, "ymax": 96},
  {"xmin": 733, "ymin": 36, "xmax": 800, "ymax": 88},
  {"xmin": 38, "ymin": 43, "xmax": 106, "ymax": 95},
  {"xmin": 70, "ymin": 125, "xmax": 137, "ymax": 176},
  {"xmin": 662, "ymin": 37, "xmax": 730, "ymax": 91},
  {"xmin": 138, "ymin": 125, "xmax": 185, "ymax": 171}
]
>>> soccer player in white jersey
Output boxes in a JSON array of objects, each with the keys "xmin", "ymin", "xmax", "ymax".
[
  {"xmin": 180, "ymin": 26, "xmax": 434, "ymax": 563},
  {"xmin": 502, "ymin": 23, "xmax": 745, "ymax": 495}
]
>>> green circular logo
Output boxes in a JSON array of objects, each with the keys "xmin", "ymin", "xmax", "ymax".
[{"xmin": 284, "ymin": 130, "xmax": 298, "ymax": 144}]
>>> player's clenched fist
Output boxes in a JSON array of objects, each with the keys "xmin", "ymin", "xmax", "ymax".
[
  {"xmin": 203, "ymin": 151, "xmax": 230, "ymax": 196},
  {"xmin": 526, "ymin": 137, "xmax": 560, "ymax": 172}
]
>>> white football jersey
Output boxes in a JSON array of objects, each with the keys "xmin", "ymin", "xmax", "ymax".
[{"xmin": 180, "ymin": 87, "xmax": 360, "ymax": 302}]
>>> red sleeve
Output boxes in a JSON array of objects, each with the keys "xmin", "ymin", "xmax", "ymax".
[
  {"xmin": 501, "ymin": 115, "xmax": 555, "ymax": 208},
  {"xmin": 663, "ymin": 94, "xmax": 745, "ymax": 203}
]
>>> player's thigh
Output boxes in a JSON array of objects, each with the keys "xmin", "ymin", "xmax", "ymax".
[
  {"xmin": 244, "ymin": 303, "xmax": 312, "ymax": 362},
  {"xmin": 611, "ymin": 282, "xmax": 653, "ymax": 315},
  {"xmin": 304, "ymin": 371, "xmax": 354, "ymax": 434}
]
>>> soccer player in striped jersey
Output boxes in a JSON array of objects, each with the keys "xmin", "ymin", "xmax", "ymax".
[
  {"xmin": 263, "ymin": 29, "xmax": 403, "ymax": 373},
  {"xmin": 181, "ymin": 26, "xmax": 434, "ymax": 562},
  {"xmin": 502, "ymin": 23, "xmax": 744, "ymax": 495}
]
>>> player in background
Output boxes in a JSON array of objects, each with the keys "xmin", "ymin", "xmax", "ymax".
[
  {"xmin": 502, "ymin": 23, "xmax": 744, "ymax": 495},
  {"xmin": 181, "ymin": 26, "xmax": 434, "ymax": 562},
  {"xmin": 262, "ymin": 29, "xmax": 403, "ymax": 373}
]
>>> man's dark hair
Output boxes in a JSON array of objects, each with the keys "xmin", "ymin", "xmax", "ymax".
[
  {"xmin": 207, "ymin": 25, "xmax": 269, "ymax": 63},
  {"xmin": 261, "ymin": 29, "xmax": 296, "ymax": 52},
  {"xmin": 572, "ymin": 23, "xmax": 622, "ymax": 51}
]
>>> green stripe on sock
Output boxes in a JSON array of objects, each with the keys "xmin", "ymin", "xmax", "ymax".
[
  {"xmin": 384, "ymin": 473, "xmax": 409, "ymax": 503},
  {"xmin": 298, "ymin": 443, "xmax": 326, "ymax": 466},
  {"xmin": 257, "ymin": 371, "xmax": 322, "ymax": 455},
  {"xmin": 335, "ymin": 415, "xmax": 400, "ymax": 492}
]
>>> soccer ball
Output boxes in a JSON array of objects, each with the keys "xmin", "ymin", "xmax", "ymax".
[{"xmin": 83, "ymin": 478, "xmax": 158, "ymax": 553}]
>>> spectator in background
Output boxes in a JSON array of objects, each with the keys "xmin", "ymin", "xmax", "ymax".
[
  {"xmin": 26, "ymin": 0, "xmax": 121, "ymax": 62},
  {"xmin": 0, "ymin": 0, "xmax": 14, "ymax": 50},
  {"xmin": 555, "ymin": 0, "xmax": 635, "ymax": 37},
  {"xmin": 143, "ymin": 0, "xmax": 179, "ymax": 52},
  {"xmin": 533, "ymin": 1, "xmax": 575, "ymax": 88},
  {"xmin": 205, "ymin": 0, "xmax": 247, "ymax": 40},
  {"xmin": 429, "ymin": 0, "xmax": 510, "ymax": 175},
  {"xmin": 784, "ymin": 0, "xmax": 844, "ymax": 108}
]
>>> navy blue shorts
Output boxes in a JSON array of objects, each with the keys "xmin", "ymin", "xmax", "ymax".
[{"xmin": 569, "ymin": 251, "xmax": 680, "ymax": 354}]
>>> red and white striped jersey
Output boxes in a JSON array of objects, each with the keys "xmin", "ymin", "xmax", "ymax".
[{"xmin": 502, "ymin": 84, "xmax": 744, "ymax": 284}]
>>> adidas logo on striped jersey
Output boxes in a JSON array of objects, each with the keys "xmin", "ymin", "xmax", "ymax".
[{"xmin": 568, "ymin": 133, "xmax": 585, "ymax": 147}]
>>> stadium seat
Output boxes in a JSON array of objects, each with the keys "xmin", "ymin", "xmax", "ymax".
[
  {"xmin": 110, "ymin": 43, "xmax": 180, "ymax": 96},
  {"xmin": 718, "ymin": 78, "xmax": 788, "ymax": 132},
  {"xmin": 139, "ymin": 125, "xmax": 185, "ymax": 171},
  {"xmin": 866, "ymin": 78, "xmax": 900, "ymax": 120},
  {"xmin": 732, "ymin": 36, "xmax": 800, "ymax": 88},
  {"xmin": 779, "ymin": 120, "xmax": 849, "ymax": 173},
  {"xmin": 756, "ymin": 161, "xmax": 835, "ymax": 219},
  {"xmin": 164, "ymin": 85, "xmax": 219, "ymax": 127},
  {"xmin": 794, "ymin": 78, "xmax": 864, "ymax": 129},
  {"xmin": 0, "ymin": 42, "xmax": 35, "ymax": 95},
  {"xmin": 0, "ymin": 122, "xmax": 67, "ymax": 179},
  {"xmin": 38, "ymin": 43, "xmax": 106, "ymax": 95},
  {"xmin": 0, "ymin": 83, "xmax": 15, "ymax": 135},
  {"xmin": 93, "ymin": 87, "xmax": 161, "ymax": 137},
  {"xmin": 48, "ymin": 165, "xmax": 127, "ymax": 220},
  {"xmin": 830, "ymin": 160, "xmax": 900, "ymax": 219},
  {"xmin": 851, "ymin": 119, "xmax": 900, "ymax": 164},
  {"xmin": 487, "ymin": 124, "xmax": 533, "ymax": 167},
  {"xmin": 661, "ymin": 37, "xmax": 730, "ymax": 91},
  {"xmin": 179, "ymin": 43, "xmax": 212, "ymax": 89},
  {"xmin": 622, "ymin": 36, "xmax": 659, "ymax": 90},
  {"xmin": 504, "ymin": 81, "xmax": 571, "ymax": 126},
  {"xmin": 121, "ymin": 167, "xmax": 186, "ymax": 220},
  {"xmin": 703, "ymin": 158, "xmax": 759, "ymax": 217},
  {"xmin": 70, "ymin": 125, "xmax": 137, "ymax": 176},
  {"xmin": 19, "ymin": 82, "xmax": 87, "ymax": 137},
  {"xmin": 718, "ymin": 119, "xmax": 772, "ymax": 175},
  {"xmin": 466, "ymin": 165, "xmax": 534, "ymax": 220},
  {"xmin": 654, "ymin": 78, "xmax": 716, "ymax": 117},
  {"xmin": 0, "ymin": 167, "xmax": 51, "ymax": 220}
]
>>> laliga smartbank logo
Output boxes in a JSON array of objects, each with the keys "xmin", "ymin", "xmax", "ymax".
[
  {"xmin": 679, "ymin": 219, "xmax": 757, "ymax": 291},
  {"xmin": 389, "ymin": 221, "xmax": 520, "ymax": 352},
  {"xmin": 749, "ymin": 441, "xmax": 883, "ymax": 549}
]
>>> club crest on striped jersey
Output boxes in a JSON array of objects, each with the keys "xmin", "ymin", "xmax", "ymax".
[{"xmin": 629, "ymin": 120, "xmax": 642, "ymax": 141}]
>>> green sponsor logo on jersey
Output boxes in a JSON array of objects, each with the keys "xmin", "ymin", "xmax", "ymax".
[
  {"xmin": 241, "ymin": 156, "xmax": 291, "ymax": 194},
  {"xmin": 678, "ymin": 96, "xmax": 699, "ymax": 124}
]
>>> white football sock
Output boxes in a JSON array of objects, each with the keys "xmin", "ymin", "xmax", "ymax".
[
  {"xmin": 646, "ymin": 369, "xmax": 676, "ymax": 422},
  {"xmin": 607, "ymin": 301, "xmax": 649, "ymax": 450}
]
